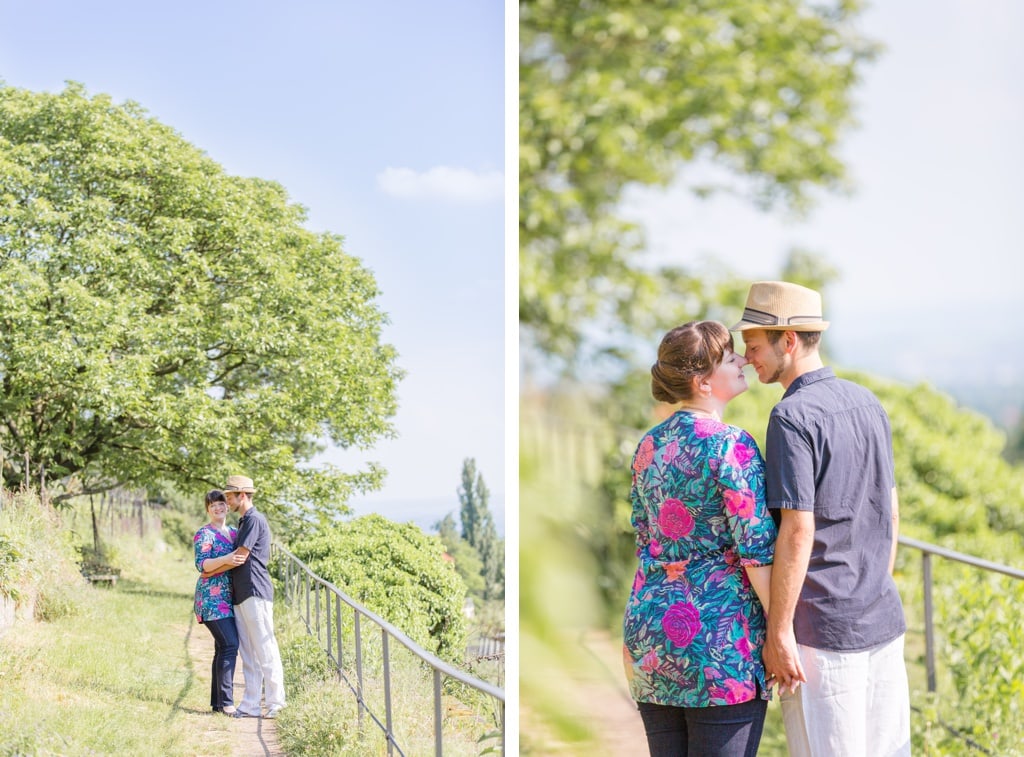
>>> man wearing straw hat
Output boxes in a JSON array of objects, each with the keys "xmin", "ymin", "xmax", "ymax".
[
  {"xmin": 732, "ymin": 282, "xmax": 910, "ymax": 756},
  {"xmin": 223, "ymin": 474, "xmax": 286, "ymax": 719}
]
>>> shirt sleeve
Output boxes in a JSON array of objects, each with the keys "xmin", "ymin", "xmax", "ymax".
[
  {"xmin": 717, "ymin": 428, "xmax": 776, "ymax": 566},
  {"xmin": 630, "ymin": 434, "xmax": 654, "ymax": 552},
  {"xmin": 193, "ymin": 527, "xmax": 211, "ymax": 572},
  {"xmin": 765, "ymin": 413, "xmax": 816, "ymax": 511}
]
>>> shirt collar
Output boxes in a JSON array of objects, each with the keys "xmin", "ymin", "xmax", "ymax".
[{"xmin": 783, "ymin": 366, "xmax": 835, "ymax": 399}]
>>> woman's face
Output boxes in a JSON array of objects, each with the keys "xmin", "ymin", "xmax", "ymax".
[
  {"xmin": 707, "ymin": 349, "xmax": 748, "ymax": 402},
  {"xmin": 207, "ymin": 499, "xmax": 228, "ymax": 519}
]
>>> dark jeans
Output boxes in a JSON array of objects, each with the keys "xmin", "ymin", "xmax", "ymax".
[
  {"xmin": 638, "ymin": 697, "xmax": 767, "ymax": 757},
  {"xmin": 203, "ymin": 617, "xmax": 239, "ymax": 710}
]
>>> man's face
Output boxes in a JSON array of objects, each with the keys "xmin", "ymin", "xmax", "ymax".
[
  {"xmin": 740, "ymin": 330, "xmax": 787, "ymax": 385},
  {"xmin": 225, "ymin": 490, "xmax": 249, "ymax": 513}
]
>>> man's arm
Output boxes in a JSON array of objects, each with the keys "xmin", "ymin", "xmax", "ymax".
[
  {"xmin": 200, "ymin": 549, "xmax": 248, "ymax": 578},
  {"xmin": 889, "ymin": 486, "xmax": 900, "ymax": 575},
  {"xmin": 762, "ymin": 508, "xmax": 814, "ymax": 692}
]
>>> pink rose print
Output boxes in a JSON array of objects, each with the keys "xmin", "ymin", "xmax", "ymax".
[
  {"xmin": 660, "ymin": 440, "xmax": 680, "ymax": 464},
  {"xmin": 216, "ymin": 601, "xmax": 231, "ymax": 615},
  {"xmin": 201, "ymin": 542, "xmax": 212, "ymax": 553},
  {"xmin": 658, "ymin": 499, "xmax": 695, "ymax": 540},
  {"xmin": 662, "ymin": 601, "xmax": 701, "ymax": 648},
  {"xmin": 693, "ymin": 418, "xmax": 725, "ymax": 438},
  {"xmin": 723, "ymin": 488, "xmax": 755, "ymax": 519},
  {"xmin": 633, "ymin": 435, "xmax": 655, "ymax": 474},
  {"xmin": 649, "ymin": 539, "xmax": 663, "ymax": 558},
  {"xmin": 736, "ymin": 636, "xmax": 753, "ymax": 661},
  {"xmin": 640, "ymin": 649, "xmax": 660, "ymax": 673},
  {"xmin": 725, "ymin": 442, "xmax": 755, "ymax": 469},
  {"xmin": 721, "ymin": 678, "xmax": 754, "ymax": 704},
  {"xmin": 210, "ymin": 585, "xmax": 222, "ymax": 597}
]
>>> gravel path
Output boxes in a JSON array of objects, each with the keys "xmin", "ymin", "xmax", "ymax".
[{"xmin": 185, "ymin": 618, "xmax": 285, "ymax": 756}]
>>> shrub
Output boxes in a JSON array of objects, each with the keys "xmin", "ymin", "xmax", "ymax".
[{"xmin": 289, "ymin": 514, "xmax": 468, "ymax": 660}]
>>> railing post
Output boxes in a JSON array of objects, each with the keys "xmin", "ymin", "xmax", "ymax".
[
  {"xmin": 383, "ymin": 631, "xmax": 394, "ymax": 756},
  {"xmin": 304, "ymin": 571, "xmax": 310, "ymax": 630},
  {"xmin": 355, "ymin": 609, "xmax": 364, "ymax": 730},
  {"xmin": 315, "ymin": 582, "xmax": 322, "ymax": 643},
  {"xmin": 923, "ymin": 551, "xmax": 936, "ymax": 692},
  {"xmin": 335, "ymin": 594, "xmax": 343, "ymax": 679},
  {"xmin": 434, "ymin": 668, "xmax": 443, "ymax": 757}
]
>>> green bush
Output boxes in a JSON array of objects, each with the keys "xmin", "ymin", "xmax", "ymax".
[
  {"xmin": 0, "ymin": 488, "xmax": 86, "ymax": 621},
  {"xmin": 289, "ymin": 514, "xmax": 468, "ymax": 661},
  {"xmin": 0, "ymin": 533, "xmax": 25, "ymax": 601}
]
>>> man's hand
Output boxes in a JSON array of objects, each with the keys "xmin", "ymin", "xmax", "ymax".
[{"xmin": 763, "ymin": 626, "xmax": 806, "ymax": 694}]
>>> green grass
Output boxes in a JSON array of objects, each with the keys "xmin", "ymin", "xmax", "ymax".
[{"xmin": 0, "ymin": 535, "xmax": 237, "ymax": 756}]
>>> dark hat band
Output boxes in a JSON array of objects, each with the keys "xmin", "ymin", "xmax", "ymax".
[{"xmin": 740, "ymin": 307, "xmax": 824, "ymax": 326}]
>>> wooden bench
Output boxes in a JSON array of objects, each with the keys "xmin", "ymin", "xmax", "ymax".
[{"xmin": 85, "ymin": 574, "xmax": 119, "ymax": 586}]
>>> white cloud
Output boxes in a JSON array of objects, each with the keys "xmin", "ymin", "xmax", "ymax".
[{"xmin": 376, "ymin": 165, "xmax": 503, "ymax": 204}]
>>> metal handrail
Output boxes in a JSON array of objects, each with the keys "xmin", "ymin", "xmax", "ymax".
[
  {"xmin": 898, "ymin": 535, "xmax": 1024, "ymax": 693},
  {"xmin": 271, "ymin": 542, "xmax": 505, "ymax": 756}
]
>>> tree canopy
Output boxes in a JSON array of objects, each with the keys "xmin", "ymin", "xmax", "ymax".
[
  {"xmin": 520, "ymin": 0, "xmax": 878, "ymax": 361},
  {"xmin": 0, "ymin": 82, "xmax": 401, "ymax": 521}
]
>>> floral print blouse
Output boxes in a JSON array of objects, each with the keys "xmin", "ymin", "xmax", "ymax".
[
  {"xmin": 623, "ymin": 411, "xmax": 777, "ymax": 707},
  {"xmin": 193, "ymin": 523, "xmax": 237, "ymax": 623}
]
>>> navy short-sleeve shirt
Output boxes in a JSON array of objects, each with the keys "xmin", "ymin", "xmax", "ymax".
[
  {"xmin": 231, "ymin": 506, "xmax": 274, "ymax": 604},
  {"xmin": 765, "ymin": 367, "xmax": 906, "ymax": 651}
]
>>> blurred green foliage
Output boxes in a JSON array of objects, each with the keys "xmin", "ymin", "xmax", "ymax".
[{"xmin": 520, "ymin": 0, "xmax": 878, "ymax": 361}]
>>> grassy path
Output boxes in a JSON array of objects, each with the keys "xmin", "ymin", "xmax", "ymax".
[{"xmin": 0, "ymin": 540, "xmax": 283, "ymax": 756}]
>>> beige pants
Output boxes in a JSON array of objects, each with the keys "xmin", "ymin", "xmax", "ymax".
[
  {"xmin": 234, "ymin": 596, "xmax": 286, "ymax": 714},
  {"xmin": 780, "ymin": 635, "xmax": 911, "ymax": 757}
]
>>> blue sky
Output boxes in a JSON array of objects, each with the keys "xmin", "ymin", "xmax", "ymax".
[
  {"xmin": 0, "ymin": 1, "xmax": 505, "ymax": 531},
  {"xmin": 621, "ymin": 0, "xmax": 1023, "ymax": 427}
]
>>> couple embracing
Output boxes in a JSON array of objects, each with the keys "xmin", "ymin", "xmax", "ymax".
[
  {"xmin": 623, "ymin": 282, "xmax": 911, "ymax": 756},
  {"xmin": 192, "ymin": 475, "xmax": 286, "ymax": 719}
]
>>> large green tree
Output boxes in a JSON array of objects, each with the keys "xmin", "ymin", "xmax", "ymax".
[
  {"xmin": 520, "ymin": 0, "xmax": 878, "ymax": 361},
  {"xmin": 0, "ymin": 83, "xmax": 401, "ymax": 522}
]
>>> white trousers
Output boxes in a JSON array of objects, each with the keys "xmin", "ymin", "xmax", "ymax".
[
  {"xmin": 234, "ymin": 596, "xmax": 286, "ymax": 713},
  {"xmin": 780, "ymin": 635, "xmax": 911, "ymax": 757}
]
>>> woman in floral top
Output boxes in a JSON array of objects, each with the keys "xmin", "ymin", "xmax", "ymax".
[
  {"xmin": 193, "ymin": 489, "xmax": 247, "ymax": 715},
  {"xmin": 623, "ymin": 321, "xmax": 777, "ymax": 757}
]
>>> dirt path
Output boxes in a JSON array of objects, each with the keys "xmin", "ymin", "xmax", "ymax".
[
  {"xmin": 185, "ymin": 618, "xmax": 285, "ymax": 757},
  {"xmin": 521, "ymin": 629, "xmax": 648, "ymax": 755}
]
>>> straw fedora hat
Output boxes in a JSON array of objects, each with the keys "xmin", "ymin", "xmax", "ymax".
[
  {"xmin": 223, "ymin": 475, "xmax": 257, "ymax": 493},
  {"xmin": 730, "ymin": 281, "xmax": 830, "ymax": 332}
]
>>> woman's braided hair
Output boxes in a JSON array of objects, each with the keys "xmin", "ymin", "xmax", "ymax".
[{"xmin": 651, "ymin": 321, "xmax": 733, "ymax": 403}]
